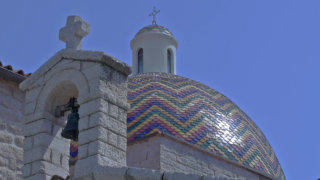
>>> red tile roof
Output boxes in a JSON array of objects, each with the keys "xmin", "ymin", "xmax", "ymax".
[{"xmin": 0, "ymin": 60, "xmax": 31, "ymax": 77}]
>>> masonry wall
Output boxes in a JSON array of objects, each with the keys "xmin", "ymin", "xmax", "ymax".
[
  {"xmin": 127, "ymin": 136, "xmax": 160, "ymax": 170},
  {"xmin": 128, "ymin": 135, "xmax": 270, "ymax": 180},
  {"xmin": 0, "ymin": 77, "xmax": 25, "ymax": 179}
]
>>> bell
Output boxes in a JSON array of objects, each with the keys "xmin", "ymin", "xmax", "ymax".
[{"xmin": 61, "ymin": 98, "xmax": 79, "ymax": 141}]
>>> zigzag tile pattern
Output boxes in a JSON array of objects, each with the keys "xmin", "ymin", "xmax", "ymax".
[
  {"xmin": 127, "ymin": 73, "xmax": 285, "ymax": 180},
  {"xmin": 69, "ymin": 140, "xmax": 78, "ymax": 165}
]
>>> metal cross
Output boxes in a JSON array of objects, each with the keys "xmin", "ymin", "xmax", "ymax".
[{"xmin": 149, "ymin": 7, "xmax": 160, "ymax": 25}]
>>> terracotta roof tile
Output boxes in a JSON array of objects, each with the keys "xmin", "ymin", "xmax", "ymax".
[{"xmin": 0, "ymin": 60, "xmax": 31, "ymax": 77}]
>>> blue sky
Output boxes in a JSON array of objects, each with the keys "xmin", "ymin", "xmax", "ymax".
[{"xmin": 0, "ymin": 0, "xmax": 319, "ymax": 179}]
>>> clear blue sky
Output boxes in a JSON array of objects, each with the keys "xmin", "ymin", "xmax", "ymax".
[{"xmin": 0, "ymin": 0, "xmax": 319, "ymax": 179}]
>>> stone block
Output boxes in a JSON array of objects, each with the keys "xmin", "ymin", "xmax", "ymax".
[
  {"xmin": 24, "ymin": 119, "xmax": 52, "ymax": 137},
  {"xmin": 0, "ymin": 156, "xmax": 8, "ymax": 167},
  {"xmin": 0, "ymin": 131, "xmax": 13, "ymax": 143},
  {"xmin": 24, "ymin": 173, "xmax": 50, "ymax": 180},
  {"xmin": 0, "ymin": 93, "xmax": 22, "ymax": 110},
  {"xmin": 0, "ymin": 167, "xmax": 16, "ymax": 180},
  {"xmin": 87, "ymin": 140, "xmax": 105, "ymax": 157},
  {"xmin": 176, "ymin": 154, "xmax": 197, "ymax": 166},
  {"xmin": 0, "ymin": 80, "xmax": 13, "ymax": 96},
  {"xmin": 33, "ymin": 133, "xmax": 69, "ymax": 154},
  {"xmin": 81, "ymin": 61, "xmax": 99, "ymax": 70},
  {"xmin": 78, "ymin": 126, "xmax": 108, "ymax": 145},
  {"xmin": 25, "ymin": 111, "xmax": 52, "ymax": 124},
  {"xmin": 87, "ymin": 78, "xmax": 106, "ymax": 96},
  {"xmin": 7, "ymin": 123, "xmax": 23, "ymax": 135},
  {"xmin": 74, "ymin": 173, "xmax": 93, "ymax": 180},
  {"xmin": 0, "ymin": 106, "xmax": 24, "ymax": 123},
  {"xmin": 81, "ymin": 63, "xmax": 103, "ymax": 80},
  {"xmin": 201, "ymin": 176, "xmax": 219, "ymax": 180},
  {"xmin": 163, "ymin": 172, "xmax": 202, "ymax": 180},
  {"xmin": 215, "ymin": 170, "xmax": 235, "ymax": 179},
  {"xmin": 118, "ymin": 108, "xmax": 127, "ymax": 123},
  {"xmin": 44, "ymin": 60, "xmax": 81, "ymax": 82},
  {"xmin": 9, "ymin": 158, "xmax": 17, "ymax": 171},
  {"xmin": 15, "ymin": 136, "xmax": 24, "ymax": 147},
  {"xmin": 25, "ymin": 87, "xmax": 41, "ymax": 103},
  {"xmin": 23, "ymin": 136, "xmax": 33, "ymax": 151},
  {"xmin": 52, "ymin": 150, "xmax": 61, "ymax": 166},
  {"xmin": 13, "ymin": 88, "xmax": 25, "ymax": 102},
  {"xmin": 0, "ymin": 120, "xmax": 6, "ymax": 130},
  {"xmin": 108, "ymin": 131, "xmax": 118, "ymax": 146},
  {"xmin": 74, "ymin": 155, "xmax": 122, "ymax": 177},
  {"xmin": 78, "ymin": 98, "xmax": 108, "ymax": 118},
  {"xmin": 0, "ymin": 144, "xmax": 23, "ymax": 162},
  {"xmin": 107, "ymin": 117, "xmax": 126, "ymax": 137},
  {"xmin": 127, "ymin": 167, "xmax": 163, "ymax": 180},
  {"xmin": 161, "ymin": 153, "xmax": 177, "ymax": 165},
  {"xmin": 117, "ymin": 136, "xmax": 127, "ymax": 151},
  {"xmin": 79, "ymin": 115, "xmax": 89, "ymax": 131},
  {"xmin": 23, "ymin": 146, "xmax": 51, "ymax": 164},
  {"xmin": 88, "ymin": 111, "xmax": 108, "ymax": 129},
  {"xmin": 88, "ymin": 141, "xmax": 125, "ymax": 164},
  {"xmin": 23, "ymin": 101, "xmax": 37, "ymax": 115},
  {"xmin": 92, "ymin": 166, "xmax": 127, "ymax": 180},
  {"xmin": 109, "ymin": 103, "xmax": 118, "ymax": 118},
  {"xmin": 31, "ymin": 160, "xmax": 68, "ymax": 177},
  {"xmin": 22, "ymin": 163, "xmax": 32, "ymax": 177},
  {"xmin": 61, "ymin": 155, "xmax": 69, "ymax": 170},
  {"xmin": 26, "ymin": 75, "xmax": 45, "ymax": 90},
  {"xmin": 78, "ymin": 144, "xmax": 88, "ymax": 159}
]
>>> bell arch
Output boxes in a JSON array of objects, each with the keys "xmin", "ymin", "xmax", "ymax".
[
  {"xmin": 36, "ymin": 68, "xmax": 89, "ymax": 115},
  {"xmin": 21, "ymin": 47, "xmax": 131, "ymax": 179},
  {"xmin": 27, "ymin": 68, "xmax": 89, "ymax": 179}
]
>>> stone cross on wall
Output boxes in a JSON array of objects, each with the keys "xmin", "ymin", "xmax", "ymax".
[{"xmin": 59, "ymin": 15, "xmax": 90, "ymax": 50}]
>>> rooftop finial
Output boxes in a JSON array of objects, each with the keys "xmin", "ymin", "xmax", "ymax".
[
  {"xmin": 149, "ymin": 7, "xmax": 160, "ymax": 25},
  {"xmin": 59, "ymin": 15, "xmax": 90, "ymax": 50}
]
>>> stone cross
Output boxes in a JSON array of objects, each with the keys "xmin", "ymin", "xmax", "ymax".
[
  {"xmin": 59, "ymin": 15, "xmax": 90, "ymax": 50},
  {"xmin": 149, "ymin": 7, "xmax": 160, "ymax": 25}
]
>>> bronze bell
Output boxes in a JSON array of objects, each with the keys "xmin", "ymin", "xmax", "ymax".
[{"xmin": 61, "ymin": 98, "xmax": 79, "ymax": 141}]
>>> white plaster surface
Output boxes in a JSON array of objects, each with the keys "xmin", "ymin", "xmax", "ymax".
[{"xmin": 131, "ymin": 30, "xmax": 177, "ymax": 75}]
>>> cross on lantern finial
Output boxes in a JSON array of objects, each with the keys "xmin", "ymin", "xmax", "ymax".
[
  {"xmin": 59, "ymin": 15, "xmax": 90, "ymax": 50},
  {"xmin": 149, "ymin": 7, "xmax": 160, "ymax": 25}
]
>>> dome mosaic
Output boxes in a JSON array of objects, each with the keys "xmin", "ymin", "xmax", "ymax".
[
  {"xmin": 127, "ymin": 73, "xmax": 285, "ymax": 180},
  {"xmin": 135, "ymin": 25, "xmax": 174, "ymax": 38}
]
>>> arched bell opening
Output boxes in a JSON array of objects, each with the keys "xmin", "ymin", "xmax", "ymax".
[
  {"xmin": 44, "ymin": 80, "xmax": 80, "ymax": 178},
  {"xmin": 45, "ymin": 81, "xmax": 79, "ymax": 115}
]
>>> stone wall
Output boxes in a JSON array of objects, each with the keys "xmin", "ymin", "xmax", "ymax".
[
  {"xmin": 0, "ymin": 77, "xmax": 25, "ymax": 179},
  {"xmin": 19, "ymin": 49, "xmax": 131, "ymax": 179},
  {"xmin": 128, "ymin": 134, "xmax": 270, "ymax": 180},
  {"xmin": 75, "ymin": 166, "xmax": 239, "ymax": 180},
  {"xmin": 127, "ymin": 136, "xmax": 160, "ymax": 170}
]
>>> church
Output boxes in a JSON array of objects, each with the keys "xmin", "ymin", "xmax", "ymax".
[{"xmin": 0, "ymin": 11, "xmax": 285, "ymax": 180}]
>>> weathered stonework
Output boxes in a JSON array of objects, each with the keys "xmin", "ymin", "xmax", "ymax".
[
  {"xmin": 19, "ymin": 48, "xmax": 131, "ymax": 179},
  {"xmin": 127, "ymin": 134, "xmax": 272, "ymax": 180},
  {"xmin": 73, "ymin": 166, "xmax": 240, "ymax": 180},
  {"xmin": 0, "ymin": 77, "xmax": 25, "ymax": 180}
]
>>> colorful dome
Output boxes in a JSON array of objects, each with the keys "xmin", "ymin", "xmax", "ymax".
[
  {"xmin": 135, "ymin": 25, "xmax": 174, "ymax": 38},
  {"xmin": 127, "ymin": 73, "xmax": 285, "ymax": 180}
]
